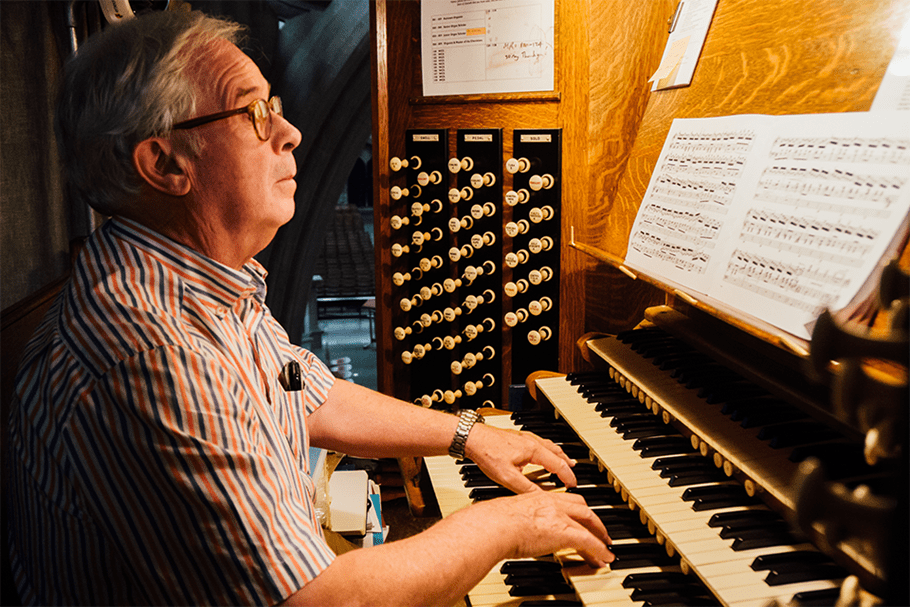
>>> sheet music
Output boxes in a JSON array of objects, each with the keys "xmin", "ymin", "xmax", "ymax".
[{"xmin": 626, "ymin": 112, "xmax": 910, "ymax": 340}]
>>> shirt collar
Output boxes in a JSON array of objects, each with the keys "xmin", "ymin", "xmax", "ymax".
[{"xmin": 109, "ymin": 217, "xmax": 269, "ymax": 310}]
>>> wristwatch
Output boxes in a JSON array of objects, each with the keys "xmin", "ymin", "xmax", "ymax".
[{"xmin": 448, "ymin": 408, "xmax": 485, "ymax": 459}]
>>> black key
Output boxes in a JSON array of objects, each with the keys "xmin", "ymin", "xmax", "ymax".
[
  {"xmin": 597, "ymin": 404, "xmax": 645, "ymax": 417},
  {"xmin": 693, "ymin": 495, "xmax": 760, "ymax": 511},
  {"xmin": 719, "ymin": 518, "xmax": 789, "ymax": 536},
  {"xmin": 608, "ymin": 543, "xmax": 675, "ymax": 569},
  {"xmin": 561, "ymin": 443, "xmax": 592, "ymax": 458},
  {"xmin": 682, "ymin": 485, "xmax": 759, "ymax": 511},
  {"xmin": 593, "ymin": 509, "xmax": 640, "ymax": 525},
  {"xmin": 614, "ymin": 419, "xmax": 667, "ymax": 433},
  {"xmin": 730, "ymin": 528, "xmax": 800, "ymax": 550},
  {"xmin": 764, "ymin": 563, "xmax": 845, "ymax": 586},
  {"xmin": 591, "ymin": 393, "xmax": 640, "ymax": 406},
  {"xmin": 508, "ymin": 583, "xmax": 575, "ymax": 597},
  {"xmin": 606, "ymin": 524, "xmax": 653, "ymax": 540},
  {"xmin": 660, "ymin": 464, "xmax": 720, "ymax": 478},
  {"xmin": 609, "ymin": 412, "xmax": 657, "ymax": 426},
  {"xmin": 632, "ymin": 435, "xmax": 688, "ymax": 450},
  {"xmin": 682, "ymin": 484, "xmax": 749, "ymax": 501},
  {"xmin": 634, "ymin": 436, "xmax": 696, "ymax": 458},
  {"xmin": 651, "ymin": 454, "xmax": 706, "ymax": 470},
  {"xmin": 750, "ymin": 551, "xmax": 833, "ymax": 571},
  {"xmin": 582, "ymin": 383, "xmax": 628, "ymax": 396},
  {"xmin": 623, "ymin": 424, "xmax": 676, "ymax": 441},
  {"xmin": 501, "ymin": 560, "xmax": 562, "ymax": 574},
  {"xmin": 567, "ymin": 370, "xmax": 607, "ymax": 383},
  {"xmin": 469, "ymin": 486, "xmax": 512, "ymax": 500},
  {"xmin": 667, "ymin": 470, "xmax": 728, "ymax": 487},
  {"xmin": 790, "ymin": 587, "xmax": 842, "ymax": 606},
  {"xmin": 518, "ymin": 600, "xmax": 582, "ymax": 606},
  {"xmin": 567, "ymin": 486, "xmax": 625, "ymax": 506},
  {"xmin": 708, "ymin": 509, "xmax": 780, "ymax": 527},
  {"xmin": 622, "ymin": 571, "xmax": 691, "ymax": 588}
]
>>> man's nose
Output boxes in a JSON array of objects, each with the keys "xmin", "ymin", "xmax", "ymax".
[{"xmin": 274, "ymin": 113, "xmax": 302, "ymax": 152}]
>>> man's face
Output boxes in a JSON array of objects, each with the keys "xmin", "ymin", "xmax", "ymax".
[{"xmin": 180, "ymin": 39, "xmax": 302, "ymax": 262}]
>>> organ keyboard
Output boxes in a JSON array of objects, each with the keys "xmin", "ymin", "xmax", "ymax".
[
  {"xmin": 422, "ymin": 305, "xmax": 902, "ymax": 606},
  {"xmin": 425, "ymin": 415, "xmax": 720, "ymax": 607}
]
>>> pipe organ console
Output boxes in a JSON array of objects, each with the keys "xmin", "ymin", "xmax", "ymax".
[
  {"xmin": 372, "ymin": 0, "xmax": 909, "ymax": 603},
  {"xmin": 387, "ymin": 128, "xmax": 563, "ymax": 412},
  {"xmin": 387, "ymin": 124, "xmax": 908, "ymax": 607}
]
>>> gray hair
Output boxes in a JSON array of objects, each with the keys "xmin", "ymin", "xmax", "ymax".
[{"xmin": 55, "ymin": 10, "xmax": 245, "ymax": 216}]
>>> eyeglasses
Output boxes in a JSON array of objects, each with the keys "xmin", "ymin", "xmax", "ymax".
[{"xmin": 172, "ymin": 96, "xmax": 283, "ymax": 141}]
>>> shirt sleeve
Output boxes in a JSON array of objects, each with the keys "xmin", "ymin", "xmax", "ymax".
[{"xmin": 69, "ymin": 344, "xmax": 337, "ymax": 606}]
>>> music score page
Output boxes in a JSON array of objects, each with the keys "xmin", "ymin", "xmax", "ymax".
[{"xmin": 625, "ymin": 112, "xmax": 910, "ymax": 340}]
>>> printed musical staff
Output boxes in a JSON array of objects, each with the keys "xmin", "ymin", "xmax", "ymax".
[
  {"xmin": 739, "ymin": 208, "xmax": 876, "ymax": 267},
  {"xmin": 629, "ymin": 230, "xmax": 711, "ymax": 274},
  {"xmin": 756, "ymin": 165, "xmax": 905, "ymax": 210},
  {"xmin": 722, "ymin": 249, "xmax": 847, "ymax": 315},
  {"xmin": 769, "ymin": 136, "xmax": 910, "ymax": 164}
]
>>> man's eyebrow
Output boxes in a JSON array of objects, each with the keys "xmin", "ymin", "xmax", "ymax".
[
  {"xmin": 236, "ymin": 83, "xmax": 271, "ymax": 102},
  {"xmin": 236, "ymin": 86, "xmax": 257, "ymax": 101}
]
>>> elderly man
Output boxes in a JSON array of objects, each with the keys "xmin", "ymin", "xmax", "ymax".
[{"xmin": 7, "ymin": 10, "xmax": 612, "ymax": 606}]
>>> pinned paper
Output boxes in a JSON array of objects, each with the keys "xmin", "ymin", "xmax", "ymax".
[
  {"xmin": 650, "ymin": 35, "xmax": 690, "ymax": 83},
  {"xmin": 650, "ymin": 0, "xmax": 718, "ymax": 91}
]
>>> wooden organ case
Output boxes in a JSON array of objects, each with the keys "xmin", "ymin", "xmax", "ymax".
[{"xmin": 369, "ymin": 1, "xmax": 909, "ymax": 605}]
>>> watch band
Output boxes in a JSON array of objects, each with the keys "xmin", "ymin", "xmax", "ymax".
[{"xmin": 448, "ymin": 409, "xmax": 485, "ymax": 459}]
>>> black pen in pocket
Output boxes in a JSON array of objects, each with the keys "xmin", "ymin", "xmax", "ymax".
[{"xmin": 279, "ymin": 361, "xmax": 303, "ymax": 392}]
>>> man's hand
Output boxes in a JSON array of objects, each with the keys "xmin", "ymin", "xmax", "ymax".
[
  {"xmin": 473, "ymin": 489, "xmax": 615, "ymax": 569},
  {"xmin": 464, "ymin": 422, "xmax": 579, "ymax": 494}
]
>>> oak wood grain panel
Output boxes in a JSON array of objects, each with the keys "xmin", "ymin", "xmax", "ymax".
[
  {"xmin": 578, "ymin": 0, "xmax": 675, "ymax": 347},
  {"xmin": 556, "ymin": 0, "xmax": 592, "ymax": 373}
]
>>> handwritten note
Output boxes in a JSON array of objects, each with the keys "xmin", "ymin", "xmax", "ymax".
[
  {"xmin": 421, "ymin": 0, "xmax": 555, "ymax": 96},
  {"xmin": 625, "ymin": 112, "xmax": 910, "ymax": 341}
]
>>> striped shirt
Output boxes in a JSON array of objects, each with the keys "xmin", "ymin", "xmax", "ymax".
[{"xmin": 8, "ymin": 217, "xmax": 337, "ymax": 605}]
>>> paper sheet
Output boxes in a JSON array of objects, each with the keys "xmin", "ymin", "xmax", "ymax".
[
  {"xmin": 421, "ymin": 0, "xmax": 555, "ymax": 97},
  {"xmin": 650, "ymin": 0, "xmax": 718, "ymax": 91},
  {"xmin": 871, "ymin": 18, "xmax": 910, "ymax": 112},
  {"xmin": 625, "ymin": 112, "xmax": 910, "ymax": 340}
]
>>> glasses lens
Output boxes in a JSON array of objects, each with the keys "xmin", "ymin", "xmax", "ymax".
[
  {"xmin": 252, "ymin": 99, "xmax": 270, "ymax": 140},
  {"xmin": 269, "ymin": 96, "xmax": 283, "ymax": 118}
]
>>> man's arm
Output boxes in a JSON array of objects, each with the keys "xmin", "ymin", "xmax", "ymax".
[
  {"xmin": 306, "ymin": 379, "xmax": 578, "ymax": 493},
  {"xmin": 281, "ymin": 488, "xmax": 613, "ymax": 607}
]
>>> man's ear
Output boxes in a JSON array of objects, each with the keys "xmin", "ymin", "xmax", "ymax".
[{"xmin": 133, "ymin": 137, "xmax": 191, "ymax": 196}]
